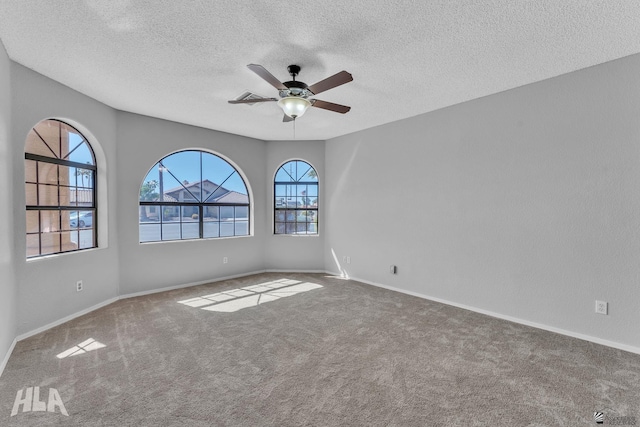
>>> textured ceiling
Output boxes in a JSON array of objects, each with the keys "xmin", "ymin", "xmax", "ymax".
[{"xmin": 1, "ymin": 1, "xmax": 640, "ymax": 141}]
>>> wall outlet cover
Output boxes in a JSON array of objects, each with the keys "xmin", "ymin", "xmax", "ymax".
[{"xmin": 595, "ymin": 300, "xmax": 608, "ymax": 315}]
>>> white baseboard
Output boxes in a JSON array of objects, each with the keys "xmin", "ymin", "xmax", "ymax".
[
  {"xmin": 11, "ymin": 269, "xmax": 639, "ymax": 365},
  {"xmin": 120, "ymin": 270, "xmax": 329, "ymax": 300},
  {"xmin": 13, "ymin": 270, "xmax": 330, "ymax": 347},
  {"xmin": 264, "ymin": 269, "xmax": 328, "ymax": 274},
  {"xmin": 119, "ymin": 270, "xmax": 268, "ymax": 299},
  {"xmin": 0, "ymin": 338, "xmax": 17, "ymax": 378},
  {"xmin": 17, "ymin": 297, "xmax": 120, "ymax": 342},
  {"xmin": 343, "ymin": 272, "xmax": 640, "ymax": 356}
]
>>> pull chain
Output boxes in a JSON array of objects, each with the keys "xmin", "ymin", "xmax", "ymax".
[{"xmin": 293, "ymin": 118, "xmax": 296, "ymax": 140}]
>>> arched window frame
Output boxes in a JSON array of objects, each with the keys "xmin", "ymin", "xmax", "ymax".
[
  {"xmin": 274, "ymin": 160, "xmax": 319, "ymax": 235},
  {"xmin": 139, "ymin": 149, "xmax": 251, "ymax": 243},
  {"xmin": 25, "ymin": 119, "xmax": 97, "ymax": 258}
]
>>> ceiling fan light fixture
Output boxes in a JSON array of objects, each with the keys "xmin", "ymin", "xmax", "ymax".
[{"xmin": 278, "ymin": 96, "xmax": 311, "ymax": 119}]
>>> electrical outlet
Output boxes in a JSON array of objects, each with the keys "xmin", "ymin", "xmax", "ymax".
[
  {"xmin": 595, "ymin": 300, "xmax": 608, "ymax": 315},
  {"xmin": 223, "ymin": 257, "xmax": 228, "ymax": 264},
  {"xmin": 76, "ymin": 280, "xmax": 83, "ymax": 292},
  {"xmin": 390, "ymin": 265, "xmax": 397, "ymax": 274},
  {"xmin": 346, "ymin": 256, "xmax": 351, "ymax": 264}
]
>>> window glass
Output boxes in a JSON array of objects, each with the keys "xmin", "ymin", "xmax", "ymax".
[
  {"xmin": 25, "ymin": 119, "xmax": 97, "ymax": 258},
  {"xmin": 139, "ymin": 150, "xmax": 250, "ymax": 242},
  {"xmin": 274, "ymin": 160, "xmax": 318, "ymax": 235}
]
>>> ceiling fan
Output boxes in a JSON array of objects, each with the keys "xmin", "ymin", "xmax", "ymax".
[{"xmin": 229, "ymin": 64, "xmax": 353, "ymax": 122}]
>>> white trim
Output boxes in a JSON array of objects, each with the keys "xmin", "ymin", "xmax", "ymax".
[
  {"xmin": 16, "ymin": 269, "xmax": 323, "ymax": 345},
  {"xmin": 17, "ymin": 297, "xmax": 119, "ymax": 342},
  {"xmin": 0, "ymin": 338, "xmax": 17, "ymax": 378},
  {"xmin": 118, "ymin": 270, "xmax": 267, "ymax": 299},
  {"xmin": 264, "ymin": 269, "xmax": 327, "ymax": 274},
  {"xmin": 11, "ymin": 269, "xmax": 639, "ymax": 365},
  {"xmin": 341, "ymin": 272, "xmax": 640, "ymax": 356}
]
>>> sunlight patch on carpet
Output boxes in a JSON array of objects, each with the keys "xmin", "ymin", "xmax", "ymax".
[
  {"xmin": 177, "ymin": 278, "xmax": 323, "ymax": 313},
  {"xmin": 56, "ymin": 338, "xmax": 106, "ymax": 359}
]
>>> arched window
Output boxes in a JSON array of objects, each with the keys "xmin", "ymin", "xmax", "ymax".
[
  {"xmin": 274, "ymin": 160, "xmax": 318, "ymax": 235},
  {"xmin": 25, "ymin": 119, "xmax": 97, "ymax": 258},
  {"xmin": 139, "ymin": 150, "xmax": 250, "ymax": 242}
]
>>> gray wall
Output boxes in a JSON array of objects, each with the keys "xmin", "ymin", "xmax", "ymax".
[
  {"xmin": 3, "ymin": 48, "xmax": 640, "ymax": 361},
  {"xmin": 116, "ymin": 112, "xmax": 268, "ymax": 295},
  {"xmin": 325, "ymin": 53, "xmax": 640, "ymax": 349},
  {"xmin": 264, "ymin": 140, "xmax": 325, "ymax": 271},
  {"xmin": 11, "ymin": 64, "xmax": 120, "ymax": 335},
  {"xmin": 0, "ymin": 41, "xmax": 16, "ymax": 366}
]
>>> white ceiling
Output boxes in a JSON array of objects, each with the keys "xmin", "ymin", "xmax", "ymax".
[{"xmin": 1, "ymin": 1, "xmax": 640, "ymax": 141}]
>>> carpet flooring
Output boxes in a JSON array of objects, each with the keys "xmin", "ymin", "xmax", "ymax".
[{"xmin": 1, "ymin": 272, "xmax": 639, "ymax": 426}]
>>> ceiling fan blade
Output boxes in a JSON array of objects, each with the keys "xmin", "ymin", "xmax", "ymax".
[
  {"xmin": 307, "ymin": 71, "xmax": 353, "ymax": 95},
  {"xmin": 311, "ymin": 99, "xmax": 351, "ymax": 114},
  {"xmin": 228, "ymin": 98, "xmax": 277, "ymax": 104},
  {"xmin": 247, "ymin": 64, "xmax": 287, "ymax": 90},
  {"xmin": 282, "ymin": 114, "xmax": 294, "ymax": 123}
]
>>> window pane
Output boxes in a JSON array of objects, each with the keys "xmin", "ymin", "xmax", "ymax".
[
  {"xmin": 275, "ymin": 165, "xmax": 295, "ymax": 182},
  {"xmin": 25, "ymin": 160, "xmax": 37, "ymax": 183},
  {"xmin": 70, "ymin": 210, "xmax": 93, "ymax": 229},
  {"xmin": 34, "ymin": 120, "xmax": 62, "ymax": 157},
  {"xmin": 68, "ymin": 228, "xmax": 80, "ymax": 248},
  {"xmin": 40, "ymin": 232, "xmax": 61, "ymax": 255},
  {"xmin": 65, "ymin": 139, "xmax": 95, "ymax": 165},
  {"xmin": 275, "ymin": 210, "xmax": 285, "ymax": 221},
  {"xmin": 307, "ymin": 185, "xmax": 318, "ymax": 197},
  {"xmin": 38, "ymin": 185, "xmax": 58, "ymax": 206},
  {"xmin": 59, "ymin": 186, "xmax": 72, "ymax": 206},
  {"xmin": 203, "ymin": 220, "xmax": 219, "ymax": 238},
  {"xmin": 235, "ymin": 221, "xmax": 248, "ymax": 235},
  {"xmin": 140, "ymin": 168, "xmax": 160, "ymax": 202},
  {"xmin": 26, "ymin": 211, "xmax": 39, "ymax": 234},
  {"xmin": 63, "ymin": 210, "xmax": 77, "ymax": 231},
  {"xmin": 78, "ymin": 230, "xmax": 94, "ymax": 249},
  {"xmin": 38, "ymin": 162, "xmax": 58, "ymax": 185},
  {"xmin": 220, "ymin": 222, "xmax": 234, "ymax": 237},
  {"xmin": 235, "ymin": 206, "xmax": 248, "ymax": 220},
  {"xmin": 159, "ymin": 167, "xmax": 192, "ymax": 203},
  {"xmin": 275, "ymin": 184, "xmax": 287, "ymax": 197},
  {"xmin": 181, "ymin": 222, "xmax": 199, "ymax": 239},
  {"xmin": 159, "ymin": 152, "xmax": 200, "ymax": 202},
  {"xmin": 275, "ymin": 222, "xmax": 286, "ymax": 234},
  {"xmin": 162, "ymin": 223, "xmax": 181, "ymax": 241},
  {"xmin": 71, "ymin": 166, "xmax": 93, "ymax": 188},
  {"xmin": 26, "ymin": 183, "xmax": 38, "ymax": 205},
  {"xmin": 26, "ymin": 234, "xmax": 40, "ymax": 257},
  {"xmin": 303, "ymin": 167, "xmax": 318, "ymax": 182},
  {"xmin": 40, "ymin": 211, "xmax": 60, "ymax": 233},
  {"xmin": 203, "ymin": 206, "xmax": 218, "ymax": 220},
  {"xmin": 285, "ymin": 210, "xmax": 296, "ymax": 221},
  {"xmin": 26, "ymin": 120, "xmax": 60, "ymax": 158},
  {"xmin": 220, "ymin": 206, "xmax": 233, "ymax": 220},
  {"xmin": 140, "ymin": 223, "xmax": 160, "ymax": 242},
  {"xmin": 162, "ymin": 205, "xmax": 178, "ymax": 222},
  {"xmin": 181, "ymin": 206, "xmax": 199, "ymax": 239}
]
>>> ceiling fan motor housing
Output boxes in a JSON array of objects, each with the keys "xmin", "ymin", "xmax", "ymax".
[{"xmin": 280, "ymin": 80, "xmax": 310, "ymax": 98}]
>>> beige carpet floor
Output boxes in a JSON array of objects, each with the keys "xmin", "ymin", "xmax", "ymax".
[{"xmin": 1, "ymin": 272, "xmax": 639, "ymax": 426}]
